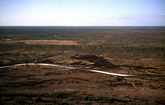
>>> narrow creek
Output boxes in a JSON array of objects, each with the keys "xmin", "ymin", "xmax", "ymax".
[
  {"xmin": 0, "ymin": 63, "xmax": 134, "ymax": 77},
  {"xmin": 0, "ymin": 63, "xmax": 165, "ymax": 80}
]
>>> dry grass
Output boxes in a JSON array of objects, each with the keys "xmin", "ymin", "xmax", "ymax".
[
  {"xmin": 1, "ymin": 39, "xmax": 78, "ymax": 45},
  {"xmin": 21, "ymin": 40, "xmax": 77, "ymax": 45}
]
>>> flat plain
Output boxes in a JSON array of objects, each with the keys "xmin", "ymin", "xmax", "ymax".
[{"xmin": 0, "ymin": 26, "xmax": 165, "ymax": 105}]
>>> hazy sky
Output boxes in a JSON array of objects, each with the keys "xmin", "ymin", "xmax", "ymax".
[{"xmin": 0, "ymin": 0, "xmax": 165, "ymax": 26}]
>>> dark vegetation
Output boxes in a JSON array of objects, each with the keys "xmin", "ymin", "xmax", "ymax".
[{"xmin": 0, "ymin": 27, "xmax": 165, "ymax": 56}]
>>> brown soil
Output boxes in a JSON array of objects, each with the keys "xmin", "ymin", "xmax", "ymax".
[{"xmin": 0, "ymin": 53, "xmax": 165, "ymax": 105}]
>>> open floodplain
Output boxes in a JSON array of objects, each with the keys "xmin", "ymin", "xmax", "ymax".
[{"xmin": 0, "ymin": 26, "xmax": 165, "ymax": 104}]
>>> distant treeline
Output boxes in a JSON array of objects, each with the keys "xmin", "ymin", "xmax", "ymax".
[{"xmin": 0, "ymin": 26, "xmax": 165, "ymax": 40}]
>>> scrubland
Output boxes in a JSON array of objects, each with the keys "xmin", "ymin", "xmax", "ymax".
[{"xmin": 0, "ymin": 26, "xmax": 165, "ymax": 104}]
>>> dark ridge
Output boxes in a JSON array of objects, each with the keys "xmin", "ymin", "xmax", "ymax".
[
  {"xmin": 120, "ymin": 65, "xmax": 157, "ymax": 70},
  {"xmin": 71, "ymin": 54, "xmax": 116, "ymax": 68},
  {"xmin": 71, "ymin": 54, "xmax": 157, "ymax": 70}
]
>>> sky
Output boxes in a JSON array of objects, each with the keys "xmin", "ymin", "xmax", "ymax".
[{"xmin": 0, "ymin": 0, "xmax": 165, "ymax": 26}]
